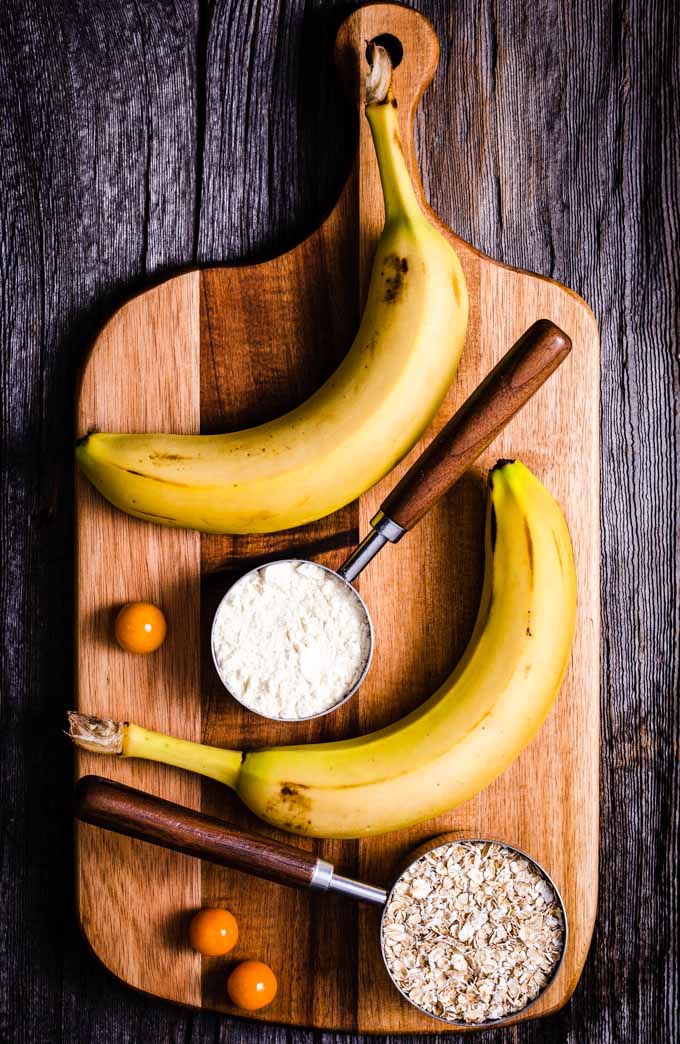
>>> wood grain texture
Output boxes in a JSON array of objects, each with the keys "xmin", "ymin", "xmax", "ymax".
[
  {"xmin": 71, "ymin": 3, "xmax": 598, "ymax": 1033},
  {"xmin": 1, "ymin": 2, "xmax": 677, "ymax": 1044},
  {"xmin": 76, "ymin": 273, "xmax": 203, "ymax": 1002},
  {"xmin": 380, "ymin": 320, "xmax": 572, "ymax": 531}
]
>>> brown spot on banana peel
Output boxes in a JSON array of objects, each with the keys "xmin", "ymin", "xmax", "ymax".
[
  {"xmin": 382, "ymin": 254, "xmax": 409, "ymax": 303},
  {"xmin": 280, "ymin": 784, "xmax": 309, "ymax": 798},
  {"xmin": 277, "ymin": 784, "xmax": 312, "ymax": 818},
  {"xmin": 262, "ymin": 784, "xmax": 313, "ymax": 832},
  {"xmin": 79, "ymin": 438, "xmax": 193, "ymax": 472},
  {"xmin": 148, "ymin": 452, "xmax": 194, "ymax": 463}
]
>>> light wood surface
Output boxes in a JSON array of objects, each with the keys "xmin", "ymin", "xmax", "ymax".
[
  {"xmin": 75, "ymin": 3, "xmax": 599, "ymax": 1032},
  {"xmin": 76, "ymin": 272, "xmax": 203, "ymax": 1001}
]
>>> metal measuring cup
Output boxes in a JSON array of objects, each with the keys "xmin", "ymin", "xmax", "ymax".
[
  {"xmin": 74, "ymin": 775, "xmax": 568, "ymax": 1028},
  {"xmin": 211, "ymin": 319, "xmax": 572, "ymax": 719}
]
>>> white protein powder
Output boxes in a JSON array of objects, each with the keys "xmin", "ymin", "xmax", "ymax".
[{"xmin": 211, "ymin": 560, "xmax": 371, "ymax": 719}]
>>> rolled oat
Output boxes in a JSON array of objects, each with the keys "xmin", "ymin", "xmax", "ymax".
[{"xmin": 381, "ymin": 841, "xmax": 564, "ymax": 1024}]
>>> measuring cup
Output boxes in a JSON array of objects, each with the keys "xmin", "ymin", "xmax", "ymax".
[
  {"xmin": 74, "ymin": 775, "xmax": 568, "ymax": 1028},
  {"xmin": 211, "ymin": 319, "xmax": 571, "ymax": 719}
]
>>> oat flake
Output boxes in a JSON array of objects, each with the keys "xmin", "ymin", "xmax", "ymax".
[{"xmin": 381, "ymin": 841, "xmax": 564, "ymax": 1024}]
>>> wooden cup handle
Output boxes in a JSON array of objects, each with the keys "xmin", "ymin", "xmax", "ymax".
[
  {"xmin": 380, "ymin": 319, "xmax": 572, "ymax": 532},
  {"xmin": 73, "ymin": 775, "xmax": 320, "ymax": 889}
]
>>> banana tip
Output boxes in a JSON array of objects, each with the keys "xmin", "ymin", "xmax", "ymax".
[
  {"xmin": 490, "ymin": 458, "xmax": 517, "ymax": 477},
  {"xmin": 75, "ymin": 431, "xmax": 98, "ymax": 453}
]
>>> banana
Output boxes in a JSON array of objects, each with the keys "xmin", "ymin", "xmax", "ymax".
[
  {"xmin": 76, "ymin": 46, "xmax": 468, "ymax": 534},
  {"xmin": 68, "ymin": 460, "xmax": 576, "ymax": 839}
]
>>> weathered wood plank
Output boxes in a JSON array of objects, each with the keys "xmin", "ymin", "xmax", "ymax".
[{"xmin": 0, "ymin": 0, "xmax": 678, "ymax": 1042}]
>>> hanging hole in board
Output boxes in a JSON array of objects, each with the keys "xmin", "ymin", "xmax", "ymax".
[{"xmin": 366, "ymin": 33, "xmax": 404, "ymax": 69}]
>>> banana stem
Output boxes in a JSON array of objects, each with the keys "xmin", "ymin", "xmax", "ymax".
[
  {"xmin": 365, "ymin": 44, "xmax": 422, "ymax": 224},
  {"xmin": 67, "ymin": 712, "xmax": 243, "ymax": 790}
]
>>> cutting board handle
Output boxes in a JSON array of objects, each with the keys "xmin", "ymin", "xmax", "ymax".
[
  {"xmin": 333, "ymin": 4, "xmax": 441, "ymax": 277},
  {"xmin": 334, "ymin": 3, "xmax": 439, "ymax": 114},
  {"xmin": 74, "ymin": 775, "xmax": 321, "ymax": 889}
]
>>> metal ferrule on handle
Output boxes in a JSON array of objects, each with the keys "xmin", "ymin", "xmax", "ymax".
[
  {"xmin": 337, "ymin": 511, "xmax": 406, "ymax": 584},
  {"xmin": 310, "ymin": 859, "xmax": 388, "ymax": 905}
]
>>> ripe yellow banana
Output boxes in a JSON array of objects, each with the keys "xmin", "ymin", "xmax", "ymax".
[
  {"xmin": 76, "ymin": 47, "xmax": 468, "ymax": 534},
  {"xmin": 68, "ymin": 460, "xmax": 576, "ymax": 839}
]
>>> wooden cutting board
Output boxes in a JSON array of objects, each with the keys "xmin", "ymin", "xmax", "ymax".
[{"xmin": 74, "ymin": 3, "xmax": 599, "ymax": 1032}]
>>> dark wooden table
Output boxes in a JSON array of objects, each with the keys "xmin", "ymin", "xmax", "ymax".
[{"xmin": 1, "ymin": 1, "xmax": 678, "ymax": 1042}]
